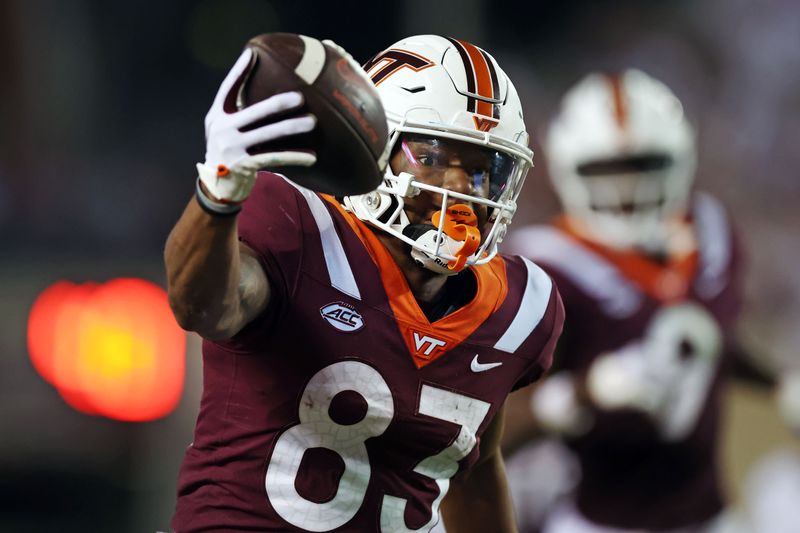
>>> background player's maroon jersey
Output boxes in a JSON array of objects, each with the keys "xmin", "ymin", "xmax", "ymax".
[
  {"xmin": 172, "ymin": 172, "xmax": 564, "ymax": 533},
  {"xmin": 505, "ymin": 192, "xmax": 743, "ymax": 531}
]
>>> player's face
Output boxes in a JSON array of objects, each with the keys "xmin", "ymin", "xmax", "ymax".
[
  {"xmin": 390, "ymin": 134, "xmax": 515, "ymax": 230},
  {"xmin": 576, "ymin": 153, "xmax": 673, "ymax": 215}
]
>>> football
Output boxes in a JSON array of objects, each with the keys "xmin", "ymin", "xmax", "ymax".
[{"xmin": 236, "ymin": 33, "xmax": 389, "ymax": 196}]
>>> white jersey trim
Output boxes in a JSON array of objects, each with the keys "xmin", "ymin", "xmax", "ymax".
[
  {"xmin": 494, "ymin": 257, "xmax": 553, "ymax": 354},
  {"xmin": 282, "ymin": 177, "xmax": 361, "ymax": 300},
  {"xmin": 505, "ymin": 226, "xmax": 643, "ymax": 318}
]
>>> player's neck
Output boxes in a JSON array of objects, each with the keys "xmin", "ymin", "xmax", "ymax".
[{"xmin": 375, "ymin": 231, "xmax": 449, "ymax": 305}]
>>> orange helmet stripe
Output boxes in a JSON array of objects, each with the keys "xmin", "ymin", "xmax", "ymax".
[
  {"xmin": 608, "ymin": 74, "xmax": 628, "ymax": 129},
  {"xmin": 445, "ymin": 37, "xmax": 500, "ymax": 119},
  {"xmin": 445, "ymin": 37, "xmax": 477, "ymax": 112},
  {"xmin": 456, "ymin": 39, "xmax": 495, "ymax": 117},
  {"xmin": 480, "ymin": 48, "xmax": 501, "ymax": 118}
]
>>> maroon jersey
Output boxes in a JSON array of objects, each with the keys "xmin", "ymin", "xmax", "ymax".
[
  {"xmin": 173, "ymin": 172, "xmax": 564, "ymax": 532},
  {"xmin": 505, "ymin": 192, "xmax": 743, "ymax": 531}
]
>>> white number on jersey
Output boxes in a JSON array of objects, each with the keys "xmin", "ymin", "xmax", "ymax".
[
  {"xmin": 647, "ymin": 303, "xmax": 722, "ymax": 440},
  {"xmin": 265, "ymin": 361, "xmax": 491, "ymax": 532},
  {"xmin": 265, "ymin": 361, "xmax": 393, "ymax": 531},
  {"xmin": 380, "ymin": 385, "xmax": 490, "ymax": 532},
  {"xmin": 587, "ymin": 303, "xmax": 723, "ymax": 441}
]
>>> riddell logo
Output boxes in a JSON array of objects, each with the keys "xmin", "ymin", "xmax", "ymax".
[
  {"xmin": 320, "ymin": 302, "xmax": 364, "ymax": 333},
  {"xmin": 472, "ymin": 116, "xmax": 499, "ymax": 132},
  {"xmin": 413, "ymin": 332, "xmax": 447, "ymax": 357}
]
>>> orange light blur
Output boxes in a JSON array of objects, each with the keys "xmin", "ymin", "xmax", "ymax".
[{"xmin": 27, "ymin": 278, "xmax": 186, "ymax": 422}]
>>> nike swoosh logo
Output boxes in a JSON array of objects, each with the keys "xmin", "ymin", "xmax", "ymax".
[{"xmin": 471, "ymin": 354, "xmax": 503, "ymax": 373}]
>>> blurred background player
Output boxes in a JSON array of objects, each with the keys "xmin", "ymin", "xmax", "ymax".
[
  {"xmin": 164, "ymin": 35, "xmax": 563, "ymax": 532},
  {"xmin": 502, "ymin": 69, "xmax": 745, "ymax": 533},
  {"xmin": 4, "ymin": 3, "xmax": 799, "ymax": 533}
]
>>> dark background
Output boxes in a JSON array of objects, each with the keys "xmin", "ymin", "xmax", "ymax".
[{"xmin": 1, "ymin": 0, "xmax": 798, "ymax": 531}]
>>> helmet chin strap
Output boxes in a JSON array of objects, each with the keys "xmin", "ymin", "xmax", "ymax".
[{"xmin": 404, "ymin": 204, "xmax": 481, "ymax": 275}]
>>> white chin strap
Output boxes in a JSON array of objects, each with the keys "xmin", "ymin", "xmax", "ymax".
[{"xmin": 408, "ymin": 228, "xmax": 468, "ymax": 276}]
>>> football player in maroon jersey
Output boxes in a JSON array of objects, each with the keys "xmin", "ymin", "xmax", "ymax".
[
  {"xmin": 503, "ymin": 70, "xmax": 744, "ymax": 533},
  {"xmin": 164, "ymin": 35, "xmax": 563, "ymax": 533}
]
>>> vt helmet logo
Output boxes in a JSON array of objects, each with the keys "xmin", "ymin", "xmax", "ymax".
[
  {"xmin": 363, "ymin": 49, "xmax": 434, "ymax": 86},
  {"xmin": 320, "ymin": 302, "xmax": 364, "ymax": 333}
]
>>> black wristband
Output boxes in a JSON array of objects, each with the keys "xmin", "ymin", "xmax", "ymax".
[{"xmin": 195, "ymin": 178, "xmax": 242, "ymax": 217}]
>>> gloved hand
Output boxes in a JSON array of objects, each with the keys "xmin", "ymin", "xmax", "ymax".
[
  {"xmin": 197, "ymin": 48, "xmax": 317, "ymax": 205},
  {"xmin": 586, "ymin": 344, "xmax": 663, "ymax": 413},
  {"xmin": 531, "ymin": 372, "xmax": 593, "ymax": 436}
]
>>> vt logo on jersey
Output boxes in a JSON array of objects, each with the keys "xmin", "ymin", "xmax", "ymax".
[
  {"xmin": 320, "ymin": 302, "xmax": 364, "ymax": 333},
  {"xmin": 412, "ymin": 332, "xmax": 447, "ymax": 358}
]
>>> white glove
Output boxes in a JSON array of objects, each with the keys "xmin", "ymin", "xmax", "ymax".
[
  {"xmin": 587, "ymin": 346, "xmax": 662, "ymax": 413},
  {"xmin": 531, "ymin": 372, "xmax": 593, "ymax": 436},
  {"xmin": 197, "ymin": 48, "xmax": 317, "ymax": 204},
  {"xmin": 321, "ymin": 39, "xmax": 374, "ymax": 86}
]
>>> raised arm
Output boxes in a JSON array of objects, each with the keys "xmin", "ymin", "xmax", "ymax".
[
  {"xmin": 164, "ymin": 48, "xmax": 316, "ymax": 340},
  {"xmin": 164, "ymin": 196, "xmax": 269, "ymax": 340}
]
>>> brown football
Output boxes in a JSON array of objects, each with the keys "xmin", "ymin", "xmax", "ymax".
[{"xmin": 235, "ymin": 33, "xmax": 388, "ymax": 196}]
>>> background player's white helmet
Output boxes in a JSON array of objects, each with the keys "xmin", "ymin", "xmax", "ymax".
[
  {"xmin": 546, "ymin": 69, "xmax": 697, "ymax": 253},
  {"xmin": 343, "ymin": 35, "xmax": 533, "ymax": 274}
]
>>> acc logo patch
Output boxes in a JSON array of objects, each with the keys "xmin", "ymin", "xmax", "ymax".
[{"xmin": 320, "ymin": 302, "xmax": 364, "ymax": 333}]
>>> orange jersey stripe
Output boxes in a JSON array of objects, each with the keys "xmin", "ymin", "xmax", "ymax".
[
  {"xmin": 555, "ymin": 216, "xmax": 699, "ymax": 303},
  {"xmin": 323, "ymin": 195, "xmax": 509, "ymax": 368}
]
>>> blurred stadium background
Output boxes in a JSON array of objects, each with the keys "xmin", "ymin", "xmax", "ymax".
[{"xmin": 1, "ymin": 0, "xmax": 798, "ymax": 531}]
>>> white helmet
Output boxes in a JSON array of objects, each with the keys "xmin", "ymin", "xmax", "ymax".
[
  {"xmin": 343, "ymin": 35, "xmax": 533, "ymax": 275},
  {"xmin": 546, "ymin": 69, "xmax": 697, "ymax": 253}
]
